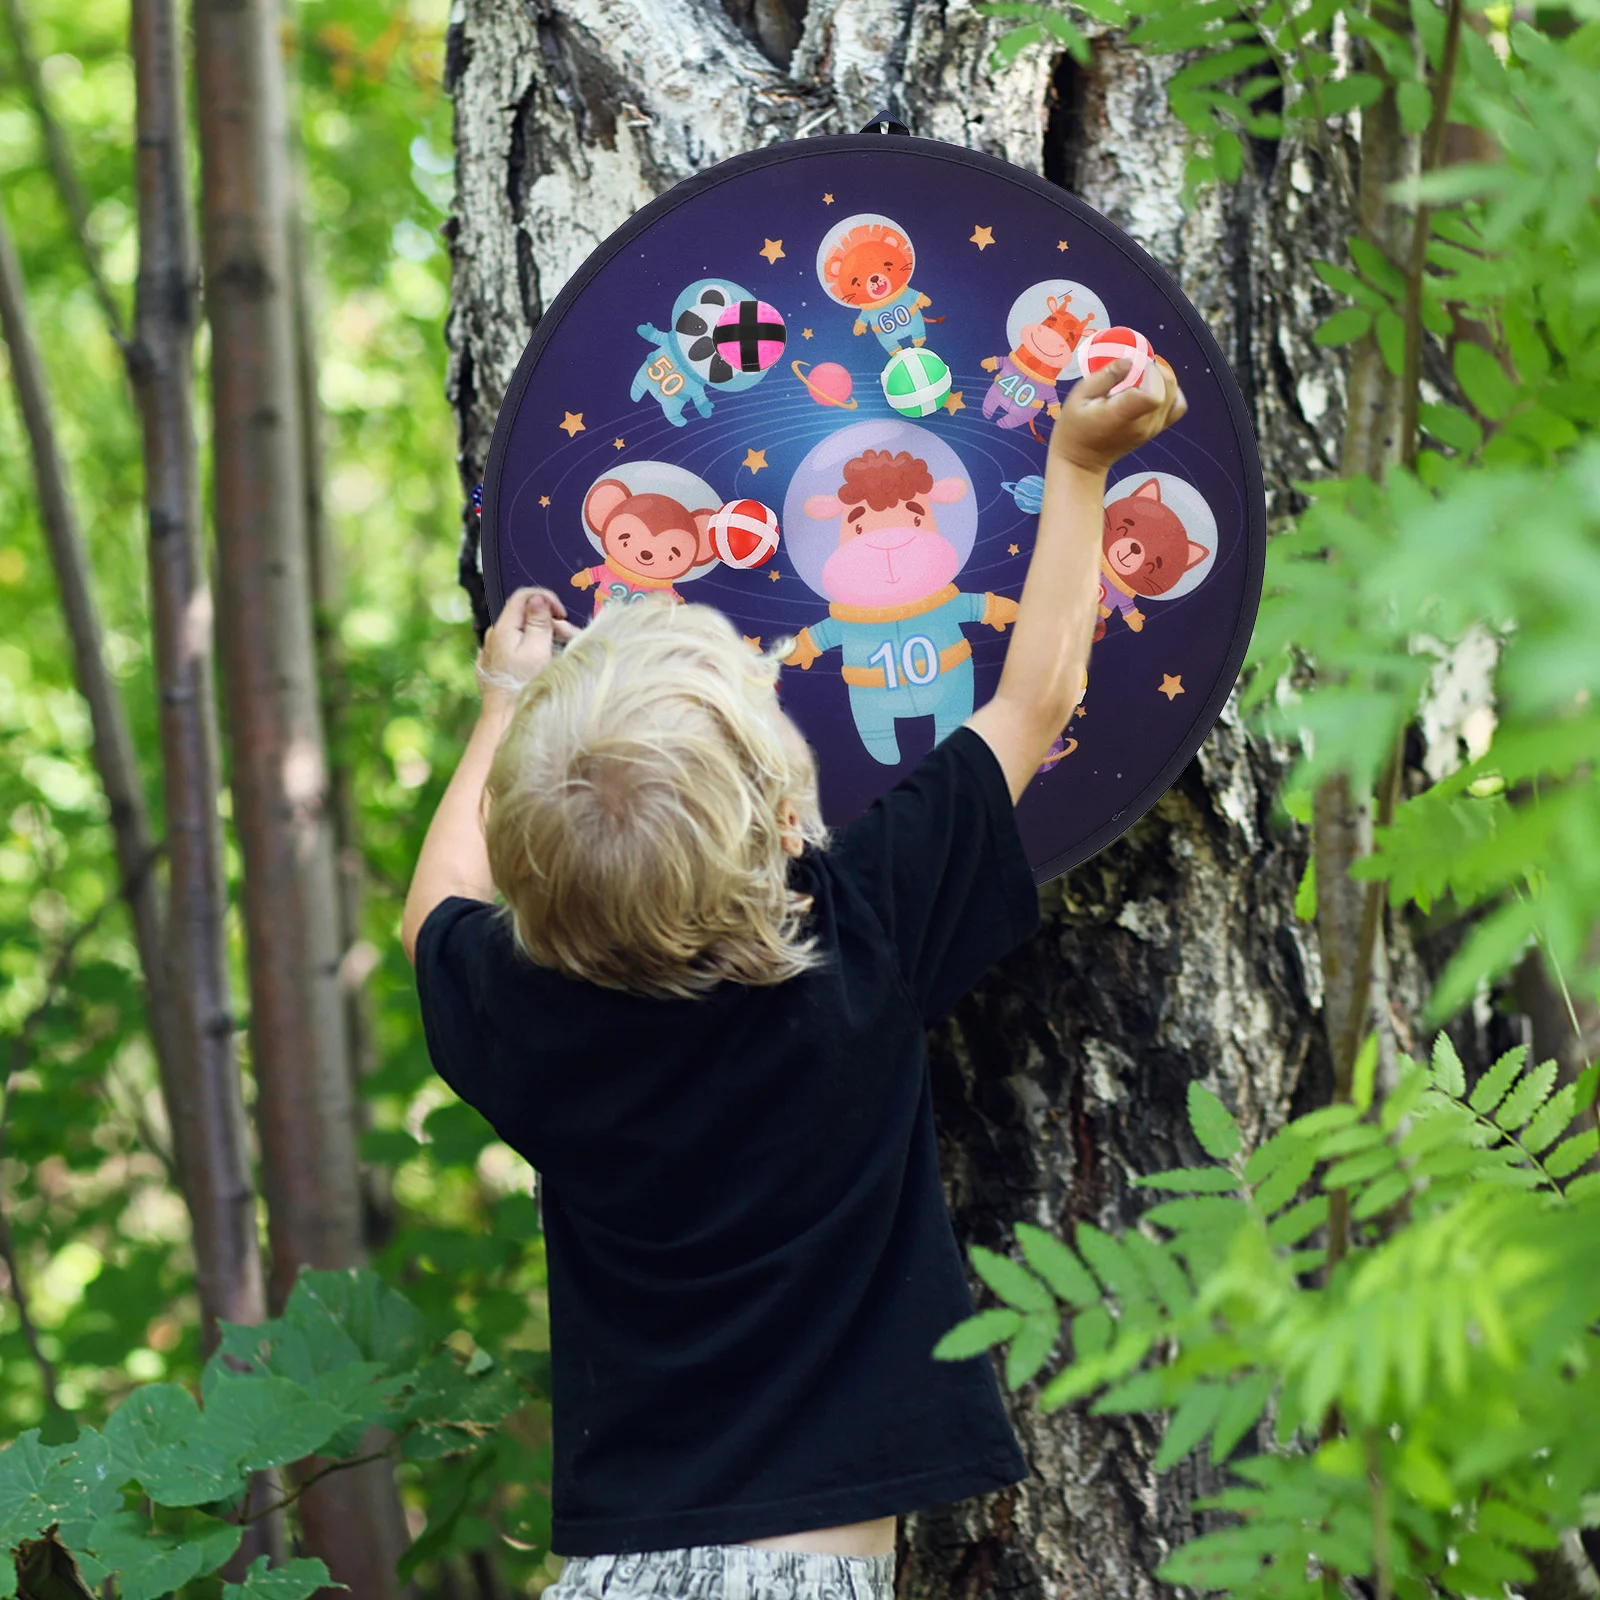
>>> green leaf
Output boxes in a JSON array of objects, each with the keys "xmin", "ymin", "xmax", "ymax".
[
  {"xmin": 1396, "ymin": 77, "xmax": 1432, "ymax": 133},
  {"xmin": 1350, "ymin": 1168, "xmax": 1409, "ymax": 1219},
  {"xmin": 1133, "ymin": 1166, "xmax": 1241, "ymax": 1193},
  {"xmin": 1072, "ymin": 1305, "xmax": 1114, "ymax": 1358},
  {"xmin": 1294, "ymin": 855, "xmax": 1317, "ymax": 920},
  {"xmin": 1475, "ymin": 1500, "xmax": 1560, "ymax": 1551},
  {"xmin": 1546, "ymin": 1128, "xmax": 1599, "ymax": 1179},
  {"xmin": 1093, "ymin": 1371, "xmax": 1169, "ymax": 1414},
  {"xmin": 81, "ymin": 1510, "xmax": 242, "ymax": 1600},
  {"xmin": 1251, "ymin": 1137, "xmax": 1316, "ymax": 1216},
  {"xmin": 1291, "ymin": 1104, "xmax": 1362, "ymax": 1137},
  {"xmin": 223, "ymin": 1556, "xmax": 341, "ymax": 1600},
  {"xmin": 1210, "ymin": 1372, "xmax": 1273, "ymax": 1463},
  {"xmin": 1421, "ymin": 398, "xmax": 1488, "ymax": 467},
  {"xmin": 1323, "ymin": 1145, "xmax": 1397, "ymax": 1190},
  {"xmin": 1312, "ymin": 260, "xmax": 1385, "ymax": 310},
  {"xmin": 969, "ymin": 1246, "xmax": 1053, "ymax": 1314},
  {"xmin": 1352, "ymin": 1033, "xmax": 1379, "ymax": 1113},
  {"xmin": 1317, "ymin": 72, "xmax": 1385, "ymax": 116},
  {"xmin": 1005, "ymin": 1310, "xmax": 1062, "ymax": 1390},
  {"xmin": 1313, "ymin": 306, "xmax": 1373, "ymax": 346},
  {"xmin": 1267, "ymin": 1195, "xmax": 1328, "ymax": 1248},
  {"xmin": 1122, "ymin": 1232, "xmax": 1190, "ymax": 1317},
  {"xmin": 1350, "ymin": 236, "xmax": 1406, "ymax": 299},
  {"xmin": 1494, "ymin": 1059, "xmax": 1558, "ymax": 1131},
  {"xmin": 284, "ymin": 1268, "xmax": 426, "ymax": 1374},
  {"xmin": 103, "ymin": 1385, "xmax": 201, "ymax": 1487},
  {"xmin": 1521, "ymin": 1083, "xmax": 1578, "ymax": 1155},
  {"xmin": 1014, "ymin": 1223, "xmax": 1100, "ymax": 1306},
  {"xmin": 1154, "ymin": 1382, "xmax": 1227, "ymax": 1472},
  {"xmin": 932, "ymin": 1308, "xmax": 1022, "ymax": 1361},
  {"xmin": 1187, "ymin": 1082, "xmax": 1241, "ymax": 1161},
  {"xmin": 1469, "ymin": 1045, "xmax": 1528, "ymax": 1115},
  {"xmin": 1075, "ymin": 1225, "xmax": 1149, "ymax": 1306},
  {"xmin": 0, "ymin": 1431, "xmax": 119, "ymax": 1552},
  {"xmin": 1432, "ymin": 1032, "xmax": 1466, "ymax": 1098},
  {"xmin": 1454, "ymin": 342, "xmax": 1519, "ymax": 422}
]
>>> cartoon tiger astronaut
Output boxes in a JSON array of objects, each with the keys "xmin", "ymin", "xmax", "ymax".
[
  {"xmin": 631, "ymin": 279, "xmax": 775, "ymax": 426},
  {"xmin": 816, "ymin": 215, "xmax": 942, "ymax": 352}
]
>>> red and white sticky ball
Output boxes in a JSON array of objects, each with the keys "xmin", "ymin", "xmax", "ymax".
[
  {"xmin": 713, "ymin": 300, "xmax": 787, "ymax": 374},
  {"xmin": 709, "ymin": 499, "xmax": 781, "ymax": 568},
  {"xmin": 1080, "ymin": 325, "xmax": 1156, "ymax": 394}
]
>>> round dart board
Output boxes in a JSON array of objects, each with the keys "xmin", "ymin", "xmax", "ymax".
[{"xmin": 481, "ymin": 131, "xmax": 1266, "ymax": 883}]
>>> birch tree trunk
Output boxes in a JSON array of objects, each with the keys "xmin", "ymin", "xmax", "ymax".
[{"xmin": 445, "ymin": 5, "xmax": 1345, "ymax": 1592}]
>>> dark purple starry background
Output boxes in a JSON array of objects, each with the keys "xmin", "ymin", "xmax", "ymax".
[{"xmin": 482, "ymin": 136, "xmax": 1265, "ymax": 882}]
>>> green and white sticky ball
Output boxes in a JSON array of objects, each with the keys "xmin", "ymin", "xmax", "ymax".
[{"xmin": 880, "ymin": 347, "xmax": 951, "ymax": 418}]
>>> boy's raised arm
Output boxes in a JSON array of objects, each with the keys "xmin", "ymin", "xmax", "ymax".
[
  {"xmin": 966, "ymin": 356, "xmax": 1187, "ymax": 802},
  {"xmin": 401, "ymin": 587, "xmax": 575, "ymax": 964}
]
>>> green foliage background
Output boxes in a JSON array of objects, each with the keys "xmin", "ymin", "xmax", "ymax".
[{"xmin": 0, "ymin": 0, "xmax": 557, "ymax": 1588}]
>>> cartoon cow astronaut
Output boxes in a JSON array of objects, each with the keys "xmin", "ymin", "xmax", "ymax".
[
  {"xmin": 631, "ymin": 278, "xmax": 773, "ymax": 426},
  {"xmin": 784, "ymin": 443, "xmax": 1018, "ymax": 765}
]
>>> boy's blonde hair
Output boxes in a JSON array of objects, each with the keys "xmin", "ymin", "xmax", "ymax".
[{"xmin": 484, "ymin": 598, "xmax": 828, "ymax": 1000}]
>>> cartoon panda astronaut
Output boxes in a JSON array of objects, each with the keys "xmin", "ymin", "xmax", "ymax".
[{"xmin": 631, "ymin": 279, "xmax": 774, "ymax": 426}]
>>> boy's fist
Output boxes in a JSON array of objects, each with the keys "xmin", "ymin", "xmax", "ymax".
[
  {"xmin": 1051, "ymin": 355, "xmax": 1187, "ymax": 475},
  {"xmin": 476, "ymin": 587, "xmax": 577, "ymax": 706}
]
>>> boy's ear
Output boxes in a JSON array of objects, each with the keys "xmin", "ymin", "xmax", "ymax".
[
  {"xmin": 804, "ymin": 493, "xmax": 846, "ymax": 520},
  {"xmin": 584, "ymin": 477, "xmax": 632, "ymax": 533},
  {"xmin": 691, "ymin": 509, "xmax": 719, "ymax": 563}
]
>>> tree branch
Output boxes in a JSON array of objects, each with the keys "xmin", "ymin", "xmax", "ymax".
[
  {"xmin": 0, "ymin": 0, "xmax": 127, "ymax": 346},
  {"xmin": 1399, "ymin": 0, "xmax": 1465, "ymax": 472},
  {"xmin": 238, "ymin": 1445, "xmax": 397, "ymax": 1526}
]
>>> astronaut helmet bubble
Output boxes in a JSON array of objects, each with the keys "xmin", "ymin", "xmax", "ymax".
[{"xmin": 780, "ymin": 418, "xmax": 978, "ymax": 601}]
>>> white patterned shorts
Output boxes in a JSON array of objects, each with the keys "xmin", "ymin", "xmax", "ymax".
[{"xmin": 545, "ymin": 1544, "xmax": 896, "ymax": 1600}]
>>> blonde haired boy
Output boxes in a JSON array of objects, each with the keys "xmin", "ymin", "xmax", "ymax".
[{"xmin": 404, "ymin": 357, "xmax": 1185, "ymax": 1600}]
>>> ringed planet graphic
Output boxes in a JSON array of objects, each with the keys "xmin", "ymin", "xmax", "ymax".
[{"xmin": 791, "ymin": 359, "xmax": 858, "ymax": 410}]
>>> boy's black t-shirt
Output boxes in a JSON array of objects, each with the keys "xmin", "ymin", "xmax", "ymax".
[{"xmin": 415, "ymin": 726, "xmax": 1040, "ymax": 1556}]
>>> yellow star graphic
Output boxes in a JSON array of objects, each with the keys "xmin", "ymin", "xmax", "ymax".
[
  {"xmin": 1057, "ymin": 239, "xmax": 1069, "ymax": 251},
  {"xmin": 1007, "ymin": 543, "xmax": 1020, "ymax": 556},
  {"xmin": 558, "ymin": 411, "xmax": 585, "ymax": 437},
  {"xmin": 970, "ymin": 224, "xmax": 995, "ymax": 250},
  {"xmin": 802, "ymin": 328, "xmax": 814, "ymax": 340},
  {"xmin": 538, "ymin": 495, "xmax": 551, "ymax": 508},
  {"xmin": 942, "ymin": 390, "xmax": 965, "ymax": 414},
  {"xmin": 743, "ymin": 634, "xmax": 763, "ymax": 652},
  {"xmin": 759, "ymin": 238, "xmax": 785, "ymax": 265},
  {"xmin": 613, "ymin": 437, "xmax": 626, "ymax": 450},
  {"xmin": 1159, "ymin": 674, "xmax": 1185, "ymax": 701},
  {"xmin": 743, "ymin": 448, "xmax": 768, "ymax": 473},
  {"xmin": 823, "ymin": 193, "xmax": 835, "ymax": 204},
  {"xmin": 1073, "ymin": 705, "xmax": 1087, "ymax": 719},
  {"xmin": 769, "ymin": 569, "xmax": 781, "ymax": 581}
]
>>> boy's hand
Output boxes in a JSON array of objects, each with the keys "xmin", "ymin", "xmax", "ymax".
[
  {"xmin": 1051, "ymin": 355, "xmax": 1188, "ymax": 475},
  {"xmin": 475, "ymin": 587, "xmax": 577, "ymax": 712}
]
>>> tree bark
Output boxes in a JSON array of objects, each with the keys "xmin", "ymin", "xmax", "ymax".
[
  {"xmin": 129, "ymin": 0, "xmax": 266, "ymax": 1349},
  {"xmin": 445, "ymin": 5, "xmax": 1335, "ymax": 1594},
  {"xmin": 190, "ymin": 0, "xmax": 408, "ymax": 1590}
]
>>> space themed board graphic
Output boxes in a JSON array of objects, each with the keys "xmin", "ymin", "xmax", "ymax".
[{"xmin": 480, "ymin": 131, "xmax": 1266, "ymax": 884}]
